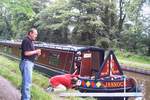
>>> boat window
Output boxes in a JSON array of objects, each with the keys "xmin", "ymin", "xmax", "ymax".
[
  {"xmin": 63, "ymin": 53, "xmax": 74, "ymax": 71},
  {"xmin": 99, "ymin": 51, "xmax": 123, "ymax": 78},
  {"xmin": 100, "ymin": 60, "xmax": 110, "ymax": 77},
  {"xmin": 111, "ymin": 59, "xmax": 121, "ymax": 75},
  {"xmin": 49, "ymin": 52, "xmax": 60, "ymax": 66}
]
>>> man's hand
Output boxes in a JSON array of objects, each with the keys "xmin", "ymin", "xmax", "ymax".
[{"xmin": 36, "ymin": 49, "xmax": 41, "ymax": 56}]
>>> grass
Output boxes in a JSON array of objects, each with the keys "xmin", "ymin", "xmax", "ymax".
[
  {"xmin": 0, "ymin": 55, "xmax": 52, "ymax": 100},
  {"xmin": 0, "ymin": 55, "xmax": 95, "ymax": 100},
  {"xmin": 114, "ymin": 49, "xmax": 150, "ymax": 70}
]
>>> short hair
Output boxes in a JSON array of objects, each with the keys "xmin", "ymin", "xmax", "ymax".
[
  {"xmin": 27, "ymin": 28, "xmax": 37, "ymax": 35},
  {"xmin": 71, "ymin": 77, "xmax": 78, "ymax": 84}
]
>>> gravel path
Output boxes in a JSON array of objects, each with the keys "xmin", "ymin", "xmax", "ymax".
[{"xmin": 0, "ymin": 76, "xmax": 21, "ymax": 100}]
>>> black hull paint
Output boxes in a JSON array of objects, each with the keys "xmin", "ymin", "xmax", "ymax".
[{"xmin": 78, "ymin": 86, "xmax": 136, "ymax": 93}]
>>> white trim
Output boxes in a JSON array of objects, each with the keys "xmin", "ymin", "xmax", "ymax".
[{"xmin": 59, "ymin": 92, "xmax": 143, "ymax": 97}]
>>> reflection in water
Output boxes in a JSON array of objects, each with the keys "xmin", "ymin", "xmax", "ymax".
[{"xmin": 124, "ymin": 71, "xmax": 150, "ymax": 100}]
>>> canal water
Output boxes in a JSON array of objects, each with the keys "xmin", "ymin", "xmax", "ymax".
[{"xmin": 124, "ymin": 71, "xmax": 150, "ymax": 100}]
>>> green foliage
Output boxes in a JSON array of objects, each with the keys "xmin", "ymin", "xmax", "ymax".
[
  {"xmin": 0, "ymin": 0, "xmax": 36, "ymax": 39},
  {"xmin": 124, "ymin": 0, "xmax": 144, "ymax": 21},
  {"xmin": 117, "ymin": 0, "xmax": 150, "ymax": 55},
  {"xmin": 69, "ymin": 0, "xmax": 117, "ymax": 45},
  {"xmin": 115, "ymin": 49, "xmax": 150, "ymax": 70},
  {"xmin": 115, "ymin": 49, "xmax": 150, "ymax": 63},
  {"xmin": 0, "ymin": 0, "xmax": 150, "ymax": 56},
  {"xmin": 96, "ymin": 37, "xmax": 110, "ymax": 49},
  {"xmin": 35, "ymin": 0, "xmax": 118, "ymax": 46},
  {"xmin": 35, "ymin": 0, "xmax": 72, "ymax": 43},
  {"xmin": 0, "ymin": 55, "xmax": 52, "ymax": 100}
]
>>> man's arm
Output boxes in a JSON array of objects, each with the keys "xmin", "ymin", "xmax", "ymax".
[{"xmin": 24, "ymin": 49, "xmax": 41, "ymax": 56}]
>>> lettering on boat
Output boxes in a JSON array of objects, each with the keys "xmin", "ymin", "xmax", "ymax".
[{"xmin": 102, "ymin": 82, "xmax": 126, "ymax": 88}]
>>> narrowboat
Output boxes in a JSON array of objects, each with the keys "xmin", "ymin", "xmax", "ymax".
[
  {"xmin": 0, "ymin": 40, "xmax": 137, "ymax": 100},
  {"xmin": 76, "ymin": 50, "xmax": 136, "ymax": 93},
  {"xmin": 0, "ymin": 40, "xmax": 105, "ymax": 76}
]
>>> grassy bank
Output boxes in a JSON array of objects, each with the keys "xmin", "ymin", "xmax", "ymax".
[
  {"xmin": 0, "ymin": 55, "xmax": 95, "ymax": 100},
  {"xmin": 0, "ymin": 55, "xmax": 51, "ymax": 100},
  {"xmin": 114, "ymin": 49, "xmax": 150, "ymax": 70}
]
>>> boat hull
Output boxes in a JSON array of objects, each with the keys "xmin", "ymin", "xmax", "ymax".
[{"xmin": 77, "ymin": 77, "xmax": 136, "ymax": 93}]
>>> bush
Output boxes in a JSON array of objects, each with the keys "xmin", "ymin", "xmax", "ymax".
[{"xmin": 95, "ymin": 37, "xmax": 110, "ymax": 49}]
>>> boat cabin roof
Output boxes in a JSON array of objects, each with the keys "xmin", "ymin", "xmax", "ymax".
[
  {"xmin": 36, "ymin": 43, "xmax": 104, "ymax": 52},
  {"xmin": 0, "ymin": 40, "xmax": 104, "ymax": 52}
]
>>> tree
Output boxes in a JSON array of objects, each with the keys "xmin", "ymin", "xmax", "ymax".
[
  {"xmin": 35, "ymin": 0, "xmax": 72, "ymax": 43},
  {"xmin": 118, "ymin": 0, "xmax": 145, "ymax": 54},
  {"xmin": 70, "ymin": 0, "xmax": 118, "ymax": 46},
  {"xmin": 118, "ymin": 0, "xmax": 126, "ymax": 33},
  {"xmin": 141, "ymin": 8, "xmax": 150, "ymax": 55},
  {"xmin": 36, "ymin": 0, "xmax": 118, "ymax": 46},
  {"xmin": 0, "ymin": 0, "xmax": 35, "ymax": 39}
]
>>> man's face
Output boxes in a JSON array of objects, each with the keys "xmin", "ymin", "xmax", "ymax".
[{"xmin": 30, "ymin": 30, "xmax": 38, "ymax": 41}]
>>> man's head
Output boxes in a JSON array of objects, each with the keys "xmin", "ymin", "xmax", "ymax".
[
  {"xmin": 27, "ymin": 28, "xmax": 38, "ymax": 41},
  {"xmin": 71, "ymin": 77, "xmax": 78, "ymax": 84}
]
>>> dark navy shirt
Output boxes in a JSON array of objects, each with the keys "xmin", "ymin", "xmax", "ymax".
[{"xmin": 21, "ymin": 36, "xmax": 36, "ymax": 62}]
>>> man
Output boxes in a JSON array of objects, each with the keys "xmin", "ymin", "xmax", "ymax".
[
  {"xmin": 74, "ymin": 51, "xmax": 82, "ymax": 75},
  {"xmin": 19, "ymin": 28, "xmax": 41, "ymax": 100},
  {"xmin": 47, "ymin": 74, "xmax": 78, "ymax": 92}
]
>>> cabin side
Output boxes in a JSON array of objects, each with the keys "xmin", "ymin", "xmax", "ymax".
[{"xmin": 0, "ymin": 40, "xmax": 105, "ymax": 76}]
